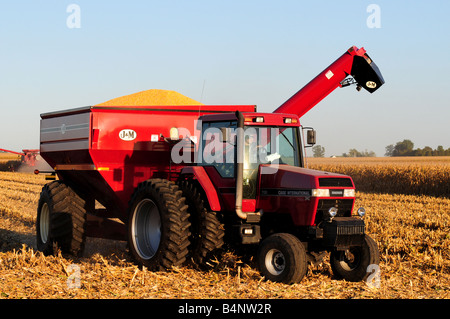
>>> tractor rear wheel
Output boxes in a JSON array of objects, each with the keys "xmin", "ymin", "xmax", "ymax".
[
  {"xmin": 36, "ymin": 181, "xmax": 87, "ymax": 257},
  {"xmin": 179, "ymin": 180, "xmax": 224, "ymax": 267},
  {"xmin": 257, "ymin": 233, "xmax": 308, "ymax": 284},
  {"xmin": 330, "ymin": 234, "xmax": 380, "ymax": 282},
  {"xmin": 127, "ymin": 179, "xmax": 190, "ymax": 270}
]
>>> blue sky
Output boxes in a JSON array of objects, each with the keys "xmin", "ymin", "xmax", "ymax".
[{"xmin": 1, "ymin": 1, "xmax": 449, "ymax": 157}]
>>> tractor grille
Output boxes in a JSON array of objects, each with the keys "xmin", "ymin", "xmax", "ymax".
[
  {"xmin": 336, "ymin": 224, "xmax": 365, "ymax": 235},
  {"xmin": 315, "ymin": 199, "xmax": 354, "ymax": 224},
  {"xmin": 323, "ymin": 217, "xmax": 366, "ymax": 248},
  {"xmin": 319, "ymin": 178, "xmax": 353, "ymax": 187}
]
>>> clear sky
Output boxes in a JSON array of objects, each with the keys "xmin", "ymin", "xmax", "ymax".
[{"xmin": 1, "ymin": 0, "xmax": 449, "ymax": 157}]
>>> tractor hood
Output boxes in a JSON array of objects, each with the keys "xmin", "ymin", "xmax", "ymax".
[
  {"xmin": 257, "ymin": 165, "xmax": 356, "ymax": 226},
  {"xmin": 259, "ymin": 165, "xmax": 354, "ymax": 190}
]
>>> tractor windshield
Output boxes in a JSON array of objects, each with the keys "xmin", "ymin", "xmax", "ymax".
[
  {"xmin": 201, "ymin": 124, "xmax": 301, "ymax": 170},
  {"xmin": 241, "ymin": 126, "xmax": 301, "ymax": 199},
  {"xmin": 200, "ymin": 123, "xmax": 302, "ymax": 198},
  {"xmin": 243, "ymin": 126, "xmax": 301, "ymax": 168}
]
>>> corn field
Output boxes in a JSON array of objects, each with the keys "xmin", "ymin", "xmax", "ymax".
[
  {"xmin": 1, "ymin": 157, "xmax": 450, "ymax": 299},
  {"xmin": 309, "ymin": 156, "xmax": 450, "ymax": 198}
]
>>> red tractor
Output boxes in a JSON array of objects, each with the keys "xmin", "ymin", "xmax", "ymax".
[{"xmin": 36, "ymin": 46, "xmax": 384, "ymax": 284}]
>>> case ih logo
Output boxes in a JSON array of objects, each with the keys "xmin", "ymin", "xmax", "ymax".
[{"xmin": 119, "ymin": 129, "xmax": 137, "ymax": 141}]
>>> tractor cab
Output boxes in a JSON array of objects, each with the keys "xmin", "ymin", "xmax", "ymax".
[
  {"xmin": 196, "ymin": 111, "xmax": 315, "ymax": 216},
  {"xmin": 195, "ymin": 110, "xmax": 358, "ymax": 232}
]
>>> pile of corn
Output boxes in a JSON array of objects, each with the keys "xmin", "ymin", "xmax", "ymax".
[{"xmin": 95, "ymin": 89, "xmax": 203, "ymax": 106}]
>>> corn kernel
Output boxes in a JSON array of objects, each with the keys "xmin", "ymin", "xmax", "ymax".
[{"xmin": 95, "ymin": 89, "xmax": 203, "ymax": 106}]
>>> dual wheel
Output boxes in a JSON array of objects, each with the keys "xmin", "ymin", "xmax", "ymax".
[
  {"xmin": 36, "ymin": 178, "xmax": 223, "ymax": 271},
  {"xmin": 257, "ymin": 233, "xmax": 379, "ymax": 284},
  {"xmin": 127, "ymin": 179, "xmax": 190, "ymax": 270},
  {"xmin": 127, "ymin": 179, "xmax": 224, "ymax": 270}
]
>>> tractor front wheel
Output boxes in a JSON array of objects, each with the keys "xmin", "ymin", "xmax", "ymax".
[
  {"xmin": 330, "ymin": 234, "xmax": 380, "ymax": 282},
  {"xmin": 257, "ymin": 233, "xmax": 308, "ymax": 284}
]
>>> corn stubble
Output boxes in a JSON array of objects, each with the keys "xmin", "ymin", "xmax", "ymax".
[{"xmin": 1, "ymin": 157, "xmax": 450, "ymax": 298}]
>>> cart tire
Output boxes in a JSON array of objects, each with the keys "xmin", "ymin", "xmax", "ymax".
[
  {"xmin": 36, "ymin": 181, "xmax": 87, "ymax": 257},
  {"xmin": 330, "ymin": 234, "xmax": 380, "ymax": 282},
  {"xmin": 179, "ymin": 180, "xmax": 224, "ymax": 267},
  {"xmin": 127, "ymin": 179, "xmax": 191, "ymax": 270},
  {"xmin": 257, "ymin": 233, "xmax": 308, "ymax": 284}
]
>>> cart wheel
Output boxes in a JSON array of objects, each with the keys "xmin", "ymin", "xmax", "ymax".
[
  {"xmin": 179, "ymin": 180, "xmax": 224, "ymax": 267},
  {"xmin": 330, "ymin": 234, "xmax": 380, "ymax": 282},
  {"xmin": 36, "ymin": 181, "xmax": 87, "ymax": 257},
  {"xmin": 257, "ymin": 233, "xmax": 308, "ymax": 284},
  {"xmin": 127, "ymin": 179, "xmax": 191, "ymax": 270}
]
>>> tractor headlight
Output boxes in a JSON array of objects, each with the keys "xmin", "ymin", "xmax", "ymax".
[
  {"xmin": 357, "ymin": 207, "xmax": 366, "ymax": 217},
  {"xmin": 170, "ymin": 127, "xmax": 179, "ymax": 140},
  {"xmin": 328, "ymin": 207, "xmax": 338, "ymax": 218},
  {"xmin": 343, "ymin": 189, "xmax": 355, "ymax": 197},
  {"xmin": 311, "ymin": 189, "xmax": 354, "ymax": 197},
  {"xmin": 311, "ymin": 189, "xmax": 330, "ymax": 197}
]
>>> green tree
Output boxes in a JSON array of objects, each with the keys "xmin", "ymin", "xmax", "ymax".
[
  {"xmin": 393, "ymin": 139, "xmax": 414, "ymax": 156},
  {"xmin": 386, "ymin": 140, "xmax": 450, "ymax": 157},
  {"xmin": 342, "ymin": 149, "xmax": 376, "ymax": 157},
  {"xmin": 362, "ymin": 149, "xmax": 376, "ymax": 157},
  {"xmin": 385, "ymin": 144, "xmax": 394, "ymax": 157},
  {"xmin": 312, "ymin": 145, "xmax": 325, "ymax": 158},
  {"xmin": 422, "ymin": 146, "xmax": 433, "ymax": 156}
]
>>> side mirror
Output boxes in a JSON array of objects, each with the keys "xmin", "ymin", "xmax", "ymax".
[{"xmin": 307, "ymin": 130, "xmax": 316, "ymax": 145}]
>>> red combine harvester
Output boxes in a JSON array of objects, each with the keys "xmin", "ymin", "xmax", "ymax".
[
  {"xmin": 0, "ymin": 148, "xmax": 40, "ymax": 169},
  {"xmin": 36, "ymin": 46, "xmax": 384, "ymax": 284}
]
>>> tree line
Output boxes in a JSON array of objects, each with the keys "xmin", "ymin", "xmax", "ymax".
[
  {"xmin": 311, "ymin": 139, "xmax": 450, "ymax": 158},
  {"xmin": 385, "ymin": 139, "xmax": 450, "ymax": 157},
  {"xmin": 312, "ymin": 145, "xmax": 376, "ymax": 158}
]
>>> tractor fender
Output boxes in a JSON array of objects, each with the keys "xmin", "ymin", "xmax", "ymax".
[{"xmin": 179, "ymin": 166, "xmax": 221, "ymax": 212}]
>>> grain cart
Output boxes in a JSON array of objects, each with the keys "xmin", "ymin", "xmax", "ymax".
[{"xmin": 36, "ymin": 46, "xmax": 384, "ymax": 284}]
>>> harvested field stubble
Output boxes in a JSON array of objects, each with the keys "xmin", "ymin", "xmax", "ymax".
[{"xmin": 1, "ymin": 169, "xmax": 450, "ymax": 299}]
